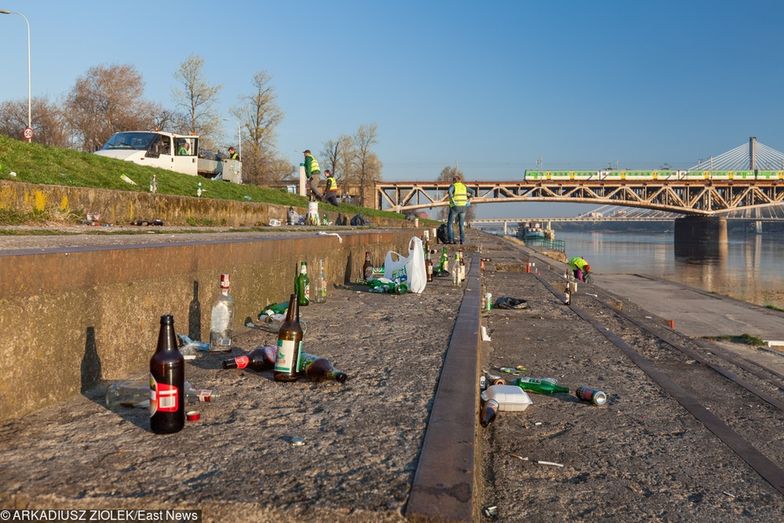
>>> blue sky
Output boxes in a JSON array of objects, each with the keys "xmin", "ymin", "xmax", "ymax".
[{"xmin": 1, "ymin": 0, "xmax": 782, "ymax": 217}]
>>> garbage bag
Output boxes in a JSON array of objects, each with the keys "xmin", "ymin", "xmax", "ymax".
[
  {"xmin": 351, "ymin": 214, "xmax": 369, "ymax": 226},
  {"xmin": 493, "ymin": 296, "xmax": 528, "ymax": 310},
  {"xmin": 437, "ymin": 223, "xmax": 449, "ymax": 243}
]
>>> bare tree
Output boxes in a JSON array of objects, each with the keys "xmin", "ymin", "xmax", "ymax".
[
  {"xmin": 353, "ymin": 123, "xmax": 381, "ymax": 206},
  {"xmin": 65, "ymin": 64, "xmax": 159, "ymax": 151},
  {"xmin": 173, "ymin": 55, "xmax": 222, "ymax": 147},
  {"xmin": 0, "ymin": 97, "xmax": 69, "ymax": 147},
  {"xmin": 231, "ymin": 71, "xmax": 285, "ymax": 184},
  {"xmin": 321, "ymin": 134, "xmax": 354, "ymax": 183}
]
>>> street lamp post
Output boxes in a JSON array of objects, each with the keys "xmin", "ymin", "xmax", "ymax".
[{"xmin": 0, "ymin": 9, "xmax": 32, "ymax": 141}]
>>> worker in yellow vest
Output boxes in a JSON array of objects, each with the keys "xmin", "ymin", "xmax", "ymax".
[
  {"xmin": 447, "ymin": 175, "xmax": 473, "ymax": 244},
  {"xmin": 303, "ymin": 149, "xmax": 323, "ymax": 201},
  {"xmin": 324, "ymin": 170, "xmax": 339, "ymax": 206}
]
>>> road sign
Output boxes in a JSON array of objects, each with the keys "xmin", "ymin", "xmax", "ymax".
[{"xmin": 22, "ymin": 127, "xmax": 33, "ymax": 141}]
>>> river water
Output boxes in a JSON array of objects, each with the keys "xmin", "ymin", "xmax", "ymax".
[{"xmin": 556, "ymin": 230, "xmax": 784, "ymax": 309}]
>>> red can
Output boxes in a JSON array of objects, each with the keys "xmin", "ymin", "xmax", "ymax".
[{"xmin": 575, "ymin": 385, "xmax": 607, "ymax": 406}]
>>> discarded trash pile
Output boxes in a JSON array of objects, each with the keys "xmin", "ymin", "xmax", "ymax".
[
  {"xmin": 359, "ymin": 230, "xmax": 469, "ymax": 295},
  {"xmin": 479, "ymin": 265, "xmax": 607, "ymax": 427},
  {"xmin": 106, "ymin": 231, "xmax": 469, "ymax": 435}
]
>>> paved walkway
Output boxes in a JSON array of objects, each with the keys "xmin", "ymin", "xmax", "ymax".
[{"xmin": 595, "ymin": 273, "xmax": 784, "ymax": 340}]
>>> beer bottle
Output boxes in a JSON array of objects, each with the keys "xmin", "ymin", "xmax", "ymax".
[
  {"xmin": 514, "ymin": 377, "xmax": 569, "ymax": 395},
  {"xmin": 294, "ymin": 262, "xmax": 310, "ymax": 306},
  {"xmin": 440, "ymin": 247, "xmax": 449, "ymax": 273},
  {"xmin": 150, "ymin": 314, "xmax": 185, "ymax": 434},
  {"xmin": 274, "ymin": 294, "xmax": 304, "ymax": 382},
  {"xmin": 425, "ymin": 253, "xmax": 434, "ymax": 282},
  {"xmin": 188, "ymin": 280, "xmax": 201, "ymax": 341},
  {"xmin": 299, "ymin": 353, "xmax": 348, "ymax": 383},
  {"xmin": 362, "ymin": 251, "xmax": 373, "ymax": 282},
  {"xmin": 480, "ymin": 399, "xmax": 499, "ymax": 427},
  {"xmin": 222, "ymin": 346, "xmax": 277, "ymax": 371},
  {"xmin": 209, "ymin": 274, "xmax": 234, "ymax": 351}
]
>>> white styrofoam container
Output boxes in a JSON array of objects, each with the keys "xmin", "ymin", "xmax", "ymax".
[{"xmin": 480, "ymin": 384, "xmax": 533, "ymax": 411}]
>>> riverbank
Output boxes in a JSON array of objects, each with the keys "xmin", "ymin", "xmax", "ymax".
[{"xmin": 2, "ymin": 228, "xmax": 783, "ymax": 521}]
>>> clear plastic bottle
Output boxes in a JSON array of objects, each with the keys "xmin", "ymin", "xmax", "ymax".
[
  {"xmin": 209, "ymin": 273, "xmax": 234, "ymax": 351},
  {"xmin": 315, "ymin": 258, "xmax": 327, "ymax": 303}
]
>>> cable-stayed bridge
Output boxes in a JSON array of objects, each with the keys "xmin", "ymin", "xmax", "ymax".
[{"xmin": 375, "ymin": 138, "xmax": 784, "ymax": 215}]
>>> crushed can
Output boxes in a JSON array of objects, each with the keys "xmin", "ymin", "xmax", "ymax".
[
  {"xmin": 479, "ymin": 375, "xmax": 487, "ymax": 391},
  {"xmin": 575, "ymin": 385, "xmax": 607, "ymax": 406}
]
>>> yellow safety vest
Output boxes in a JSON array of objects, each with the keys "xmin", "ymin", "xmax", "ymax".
[
  {"xmin": 326, "ymin": 177, "xmax": 338, "ymax": 192},
  {"xmin": 451, "ymin": 182, "xmax": 468, "ymax": 207},
  {"xmin": 307, "ymin": 155, "xmax": 320, "ymax": 175}
]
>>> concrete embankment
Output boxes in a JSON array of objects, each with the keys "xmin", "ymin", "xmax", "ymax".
[
  {"xmin": 0, "ymin": 237, "xmax": 473, "ymax": 522},
  {"xmin": 0, "ymin": 228, "xmax": 418, "ymax": 420}
]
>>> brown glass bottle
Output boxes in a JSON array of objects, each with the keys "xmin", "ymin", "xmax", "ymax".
[
  {"xmin": 222, "ymin": 346, "xmax": 276, "ymax": 371},
  {"xmin": 425, "ymin": 255, "xmax": 433, "ymax": 282},
  {"xmin": 299, "ymin": 353, "xmax": 348, "ymax": 383},
  {"xmin": 150, "ymin": 314, "xmax": 185, "ymax": 434},
  {"xmin": 362, "ymin": 251, "xmax": 373, "ymax": 281},
  {"xmin": 274, "ymin": 294, "xmax": 304, "ymax": 382}
]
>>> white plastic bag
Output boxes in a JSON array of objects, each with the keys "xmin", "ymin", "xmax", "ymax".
[
  {"xmin": 384, "ymin": 251, "xmax": 408, "ymax": 284},
  {"xmin": 406, "ymin": 236, "xmax": 427, "ymax": 293},
  {"xmin": 383, "ymin": 237, "xmax": 427, "ymax": 293}
]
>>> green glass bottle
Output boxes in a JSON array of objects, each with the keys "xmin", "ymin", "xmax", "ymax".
[
  {"xmin": 294, "ymin": 261, "xmax": 310, "ymax": 306},
  {"xmin": 515, "ymin": 377, "xmax": 569, "ymax": 395},
  {"xmin": 439, "ymin": 247, "xmax": 449, "ymax": 273}
]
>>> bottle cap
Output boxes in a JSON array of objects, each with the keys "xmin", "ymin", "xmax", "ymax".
[
  {"xmin": 220, "ymin": 273, "xmax": 230, "ymax": 289},
  {"xmin": 186, "ymin": 411, "xmax": 201, "ymax": 422}
]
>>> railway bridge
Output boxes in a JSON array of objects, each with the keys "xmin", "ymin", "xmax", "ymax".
[{"xmin": 375, "ymin": 137, "xmax": 784, "ymax": 251}]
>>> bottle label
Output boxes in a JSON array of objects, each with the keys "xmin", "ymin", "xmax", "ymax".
[
  {"xmin": 275, "ymin": 339, "xmax": 302, "ymax": 373},
  {"xmin": 304, "ymin": 283, "xmax": 310, "ymax": 300},
  {"xmin": 235, "ymin": 355, "xmax": 250, "ymax": 369},
  {"xmin": 149, "ymin": 374, "xmax": 179, "ymax": 415}
]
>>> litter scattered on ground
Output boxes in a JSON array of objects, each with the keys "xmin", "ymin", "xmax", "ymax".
[
  {"xmin": 493, "ymin": 296, "xmax": 529, "ymax": 310},
  {"xmin": 284, "ymin": 436, "xmax": 306, "ymax": 446},
  {"xmin": 482, "ymin": 506, "xmax": 498, "ymax": 517},
  {"xmin": 536, "ymin": 460, "xmax": 564, "ymax": 468},
  {"xmin": 120, "ymin": 174, "xmax": 137, "ymax": 185},
  {"xmin": 482, "ymin": 326, "xmax": 492, "ymax": 341},
  {"xmin": 317, "ymin": 231, "xmax": 343, "ymax": 243}
]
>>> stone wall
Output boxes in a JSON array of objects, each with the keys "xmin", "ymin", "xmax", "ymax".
[{"xmin": 0, "ymin": 230, "xmax": 416, "ymax": 420}]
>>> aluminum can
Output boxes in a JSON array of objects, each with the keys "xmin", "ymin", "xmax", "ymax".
[
  {"xmin": 485, "ymin": 292, "xmax": 492, "ymax": 311},
  {"xmin": 479, "ymin": 375, "xmax": 487, "ymax": 391},
  {"xmin": 575, "ymin": 385, "xmax": 607, "ymax": 406}
]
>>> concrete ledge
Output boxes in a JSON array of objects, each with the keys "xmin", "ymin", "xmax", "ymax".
[
  {"xmin": 0, "ymin": 229, "xmax": 416, "ymax": 421},
  {"xmin": 405, "ymin": 256, "xmax": 481, "ymax": 522},
  {"xmin": 0, "ymin": 180, "xmax": 412, "ymax": 228}
]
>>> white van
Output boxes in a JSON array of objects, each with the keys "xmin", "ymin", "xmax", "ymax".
[{"xmin": 95, "ymin": 131, "xmax": 242, "ymax": 183}]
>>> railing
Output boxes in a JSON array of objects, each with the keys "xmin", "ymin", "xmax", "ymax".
[{"xmin": 524, "ymin": 238, "xmax": 566, "ymax": 252}]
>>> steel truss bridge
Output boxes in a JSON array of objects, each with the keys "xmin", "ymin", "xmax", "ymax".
[
  {"xmin": 470, "ymin": 205, "xmax": 784, "ymax": 225},
  {"xmin": 375, "ymin": 138, "xmax": 784, "ymax": 215}
]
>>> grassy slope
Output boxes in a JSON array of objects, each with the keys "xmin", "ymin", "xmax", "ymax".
[{"xmin": 0, "ymin": 135, "xmax": 405, "ymax": 221}]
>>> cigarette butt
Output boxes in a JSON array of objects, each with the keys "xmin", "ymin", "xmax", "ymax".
[{"xmin": 536, "ymin": 460, "xmax": 564, "ymax": 468}]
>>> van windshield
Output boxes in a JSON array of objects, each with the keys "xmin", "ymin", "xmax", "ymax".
[{"xmin": 102, "ymin": 132, "xmax": 160, "ymax": 151}]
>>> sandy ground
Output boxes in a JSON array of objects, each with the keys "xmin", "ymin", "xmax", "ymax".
[
  {"xmin": 0, "ymin": 273, "xmax": 466, "ymax": 522},
  {"xmin": 477, "ymin": 234, "xmax": 784, "ymax": 522}
]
